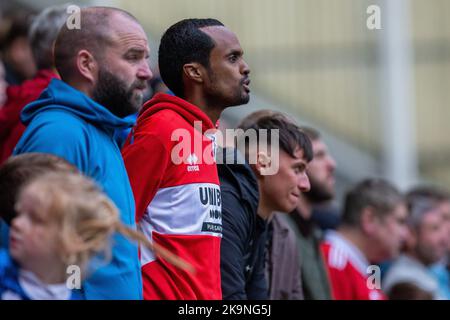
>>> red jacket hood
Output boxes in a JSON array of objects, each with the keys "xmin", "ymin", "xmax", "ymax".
[
  {"xmin": 139, "ymin": 93, "xmax": 215, "ymax": 134},
  {"xmin": 5, "ymin": 69, "xmax": 58, "ymax": 102},
  {"xmin": 0, "ymin": 69, "xmax": 58, "ymax": 164}
]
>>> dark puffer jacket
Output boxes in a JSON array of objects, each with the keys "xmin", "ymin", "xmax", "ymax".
[{"xmin": 218, "ymin": 148, "xmax": 268, "ymax": 300}]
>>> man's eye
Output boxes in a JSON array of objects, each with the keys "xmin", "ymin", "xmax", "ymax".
[{"xmin": 229, "ymin": 55, "xmax": 238, "ymax": 63}]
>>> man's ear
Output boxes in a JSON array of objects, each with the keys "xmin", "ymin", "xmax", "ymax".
[
  {"xmin": 360, "ymin": 206, "xmax": 378, "ymax": 235},
  {"xmin": 76, "ymin": 49, "xmax": 97, "ymax": 84},
  {"xmin": 255, "ymin": 151, "xmax": 272, "ymax": 177},
  {"xmin": 183, "ymin": 63, "xmax": 204, "ymax": 84}
]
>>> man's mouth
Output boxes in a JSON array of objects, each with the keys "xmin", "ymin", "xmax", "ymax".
[
  {"xmin": 242, "ymin": 79, "xmax": 251, "ymax": 92},
  {"xmin": 133, "ymin": 82, "xmax": 148, "ymax": 91},
  {"xmin": 328, "ymin": 175, "xmax": 335, "ymax": 185}
]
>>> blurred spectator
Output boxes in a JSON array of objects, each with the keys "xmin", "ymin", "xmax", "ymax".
[
  {"xmin": 410, "ymin": 186, "xmax": 450, "ymax": 300},
  {"xmin": 0, "ymin": 153, "xmax": 78, "ymax": 249},
  {"xmin": 219, "ymin": 111, "xmax": 312, "ymax": 300},
  {"xmin": 312, "ymin": 204, "xmax": 341, "ymax": 231},
  {"xmin": 0, "ymin": 4, "xmax": 67, "ymax": 165},
  {"xmin": 266, "ymin": 213, "xmax": 305, "ymax": 299},
  {"xmin": 388, "ymin": 282, "xmax": 434, "ymax": 300},
  {"xmin": 321, "ymin": 178, "xmax": 408, "ymax": 300},
  {"xmin": 1, "ymin": 171, "xmax": 110, "ymax": 300},
  {"xmin": 0, "ymin": 153, "xmax": 78, "ymax": 224},
  {"xmin": 0, "ymin": 60, "xmax": 7, "ymax": 106},
  {"xmin": 0, "ymin": 13, "xmax": 36, "ymax": 85},
  {"xmin": 1, "ymin": 170, "xmax": 179, "ymax": 300},
  {"xmin": 286, "ymin": 126, "xmax": 336, "ymax": 299},
  {"xmin": 383, "ymin": 187, "xmax": 449, "ymax": 299},
  {"xmin": 298, "ymin": 127, "xmax": 340, "ymax": 232}
]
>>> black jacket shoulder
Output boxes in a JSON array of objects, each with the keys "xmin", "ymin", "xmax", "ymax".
[{"xmin": 218, "ymin": 148, "xmax": 268, "ymax": 300}]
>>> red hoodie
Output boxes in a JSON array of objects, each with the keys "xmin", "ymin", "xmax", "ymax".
[
  {"xmin": 0, "ymin": 69, "xmax": 57, "ymax": 164},
  {"xmin": 122, "ymin": 93, "xmax": 222, "ymax": 300}
]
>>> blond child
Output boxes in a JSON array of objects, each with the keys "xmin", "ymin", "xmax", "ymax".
[{"xmin": 0, "ymin": 171, "xmax": 192, "ymax": 300}]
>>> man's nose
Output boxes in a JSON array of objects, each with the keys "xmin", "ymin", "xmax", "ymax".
[
  {"xmin": 327, "ymin": 155, "xmax": 337, "ymax": 172},
  {"xmin": 138, "ymin": 62, "xmax": 153, "ymax": 81},
  {"xmin": 241, "ymin": 59, "xmax": 250, "ymax": 76},
  {"xmin": 299, "ymin": 174, "xmax": 310, "ymax": 192}
]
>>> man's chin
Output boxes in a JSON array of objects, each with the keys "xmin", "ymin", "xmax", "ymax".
[
  {"xmin": 128, "ymin": 96, "xmax": 143, "ymax": 114},
  {"xmin": 241, "ymin": 93, "xmax": 250, "ymax": 105},
  {"xmin": 282, "ymin": 201, "xmax": 297, "ymax": 214},
  {"xmin": 231, "ymin": 91, "xmax": 250, "ymax": 106},
  {"xmin": 305, "ymin": 188, "xmax": 334, "ymax": 203}
]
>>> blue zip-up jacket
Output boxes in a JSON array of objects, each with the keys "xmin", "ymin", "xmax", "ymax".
[{"xmin": 14, "ymin": 79, "xmax": 142, "ymax": 299}]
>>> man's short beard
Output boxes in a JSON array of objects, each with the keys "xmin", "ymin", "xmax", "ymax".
[
  {"xmin": 205, "ymin": 68, "xmax": 250, "ymax": 108},
  {"xmin": 92, "ymin": 67, "xmax": 144, "ymax": 118},
  {"xmin": 304, "ymin": 176, "xmax": 334, "ymax": 203}
]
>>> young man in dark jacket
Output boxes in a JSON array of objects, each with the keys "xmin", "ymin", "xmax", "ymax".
[{"xmin": 219, "ymin": 110, "xmax": 313, "ymax": 299}]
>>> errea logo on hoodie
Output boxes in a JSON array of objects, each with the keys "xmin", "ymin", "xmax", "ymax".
[{"xmin": 187, "ymin": 153, "xmax": 199, "ymax": 172}]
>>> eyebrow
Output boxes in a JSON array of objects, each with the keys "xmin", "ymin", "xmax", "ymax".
[
  {"xmin": 314, "ymin": 149, "xmax": 326, "ymax": 156},
  {"xmin": 125, "ymin": 48, "xmax": 149, "ymax": 57},
  {"xmin": 226, "ymin": 49, "xmax": 243, "ymax": 57}
]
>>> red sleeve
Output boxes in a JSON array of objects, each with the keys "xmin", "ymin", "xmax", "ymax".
[{"xmin": 122, "ymin": 132, "xmax": 169, "ymax": 222}]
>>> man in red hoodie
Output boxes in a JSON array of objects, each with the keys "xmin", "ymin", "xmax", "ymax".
[
  {"xmin": 0, "ymin": 5, "xmax": 69, "ymax": 164},
  {"xmin": 321, "ymin": 178, "xmax": 408, "ymax": 300},
  {"xmin": 122, "ymin": 18, "xmax": 251, "ymax": 299}
]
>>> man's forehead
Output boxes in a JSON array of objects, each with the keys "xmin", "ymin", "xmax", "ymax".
[
  {"xmin": 312, "ymin": 139, "xmax": 327, "ymax": 152},
  {"xmin": 200, "ymin": 25, "xmax": 240, "ymax": 47},
  {"xmin": 422, "ymin": 207, "xmax": 445, "ymax": 224},
  {"xmin": 109, "ymin": 14, "xmax": 148, "ymax": 44},
  {"xmin": 114, "ymin": 32, "xmax": 149, "ymax": 47},
  {"xmin": 110, "ymin": 29, "xmax": 149, "ymax": 53}
]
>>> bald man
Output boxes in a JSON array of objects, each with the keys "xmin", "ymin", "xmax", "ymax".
[{"xmin": 14, "ymin": 7, "xmax": 152, "ymax": 299}]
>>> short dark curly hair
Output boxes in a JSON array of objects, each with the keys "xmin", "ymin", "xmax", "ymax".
[{"xmin": 158, "ymin": 18, "xmax": 224, "ymax": 98}]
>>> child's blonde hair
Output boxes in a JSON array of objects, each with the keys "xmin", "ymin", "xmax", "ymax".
[{"xmin": 15, "ymin": 171, "xmax": 193, "ymax": 276}]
